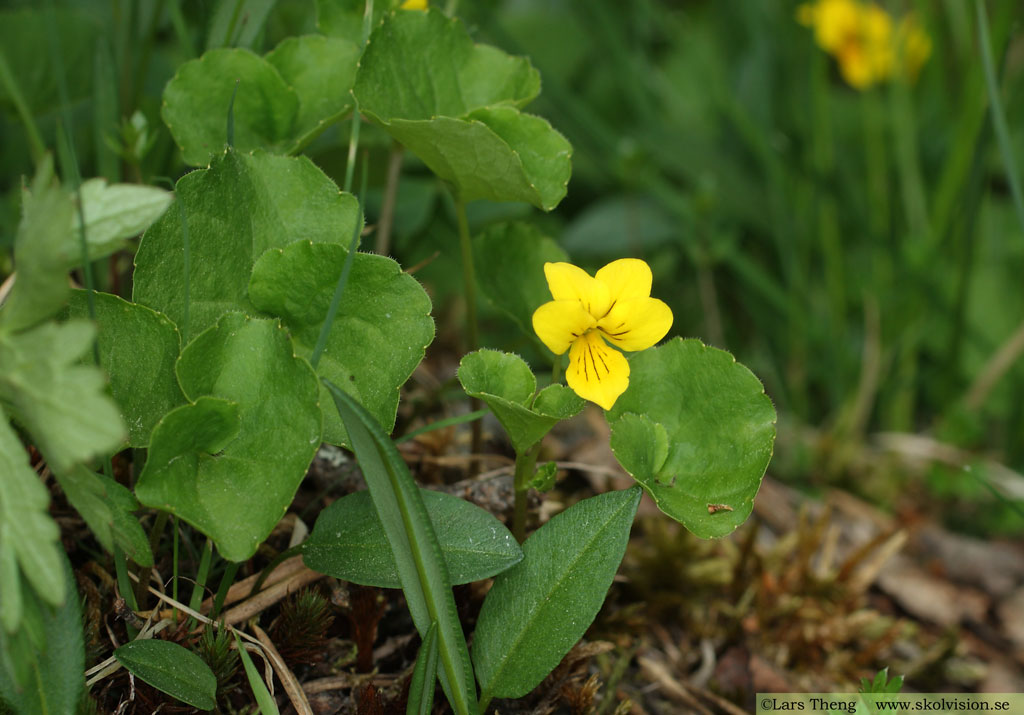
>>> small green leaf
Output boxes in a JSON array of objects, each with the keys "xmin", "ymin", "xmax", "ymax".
[
  {"xmin": 303, "ymin": 488, "xmax": 523, "ymax": 588},
  {"xmin": 326, "ymin": 383, "xmax": 477, "ymax": 715},
  {"xmin": 457, "ymin": 349, "xmax": 583, "ymax": 453},
  {"xmin": 75, "ymin": 179, "xmax": 173, "ymax": 262},
  {"xmin": 0, "ymin": 156, "xmax": 74, "ymax": 333},
  {"xmin": 0, "ymin": 554, "xmax": 84, "ymax": 711},
  {"xmin": 114, "ymin": 639, "xmax": 217, "ymax": 710},
  {"xmin": 528, "ymin": 462, "xmax": 557, "ymax": 492},
  {"xmin": 136, "ymin": 314, "xmax": 322, "ymax": 562},
  {"xmin": 0, "ymin": 415, "xmax": 63, "ymax": 623},
  {"xmin": 0, "ymin": 320, "xmax": 126, "ymax": 474},
  {"xmin": 53, "ymin": 466, "xmax": 152, "ymax": 567},
  {"xmin": 407, "ymin": 621, "xmax": 438, "ymax": 715},
  {"xmin": 249, "ymin": 241, "xmax": 433, "ymax": 446},
  {"xmin": 66, "ymin": 291, "xmax": 184, "ymax": 447},
  {"xmin": 162, "ymin": 49, "xmax": 298, "ymax": 166},
  {"xmin": 134, "ymin": 149, "xmax": 360, "ymax": 341},
  {"xmin": 473, "ymin": 221, "xmax": 568, "ymax": 336},
  {"xmin": 352, "ymin": 9, "xmax": 570, "ymax": 210},
  {"xmin": 473, "ymin": 487, "xmax": 641, "ymax": 701},
  {"xmin": 265, "ymin": 35, "xmax": 360, "ymax": 148},
  {"xmin": 607, "ymin": 338, "xmax": 776, "ymax": 538}
]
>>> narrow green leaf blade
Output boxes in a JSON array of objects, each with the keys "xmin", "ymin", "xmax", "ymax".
[
  {"xmin": 407, "ymin": 622, "xmax": 438, "ymax": 715},
  {"xmin": 303, "ymin": 488, "xmax": 522, "ymax": 588},
  {"xmin": 115, "ymin": 639, "xmax": 217, "ymax": 710},
  {"xmin": 234, "ymin": 631, "xmax": 280, "ymax": 715},
  {"xmin": 607, "ymin": 338, "xmax": 777, "ymax": 538},
  {"xmin": 326, "ymin": 382, "xmax": 477, "ymax": 715},
  {"xmin": 473, "ymin": 487, "xmax": 641, "ymax": 700}
]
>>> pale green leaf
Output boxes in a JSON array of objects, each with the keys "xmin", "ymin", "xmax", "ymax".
[
  {"xmin": 472, "ymin": 487, "xmax": 641, "ymax": 700},
  {"xmin": 303, "ymin": 488, "xmax": 522, "ymax": 588},
  {"xmin": 0, "ymin": 320, "xmax": 126, "ymax": 474},
  {"xmin": 249, "ymin": 241, "xmax": 433, "ymax": 445},
  {"xmin": 134, "ymin": 149, "xmax": 360, "ymax": 341},
  {"xmin": 75, "ymin": 179, "xmax": 173, "ymax": 262},
  {"xmin": 607, "ymin": 338, "xmax": 776, "ymax": 538},
  {"xmin": 135, "ymin": 314, "xmax": 322, "ymax": 562}
]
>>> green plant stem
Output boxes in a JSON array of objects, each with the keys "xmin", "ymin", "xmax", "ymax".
[
  {"xmin": 551, "ymin": 354, "xmax": 561, "ymax": 386},
  {"xmin": 135, "ymin": 509, "xmax": 169, "ymax": 607},
  {"xmin": 188, "ymin": 539, "xmax": 214, "ymax": 628},
  {"xmin": 248, "ymin": 544, "xmax": 304, "ymax": 597},
  {"xmin": 454, "ymin": 197, "xmax": 483, "ymax": 460},
  {"xmin": 375, "ymin": 141, "xmax": 404, "ymax": 255},
  {"xmin": 171, "ymin": 516, "xmax": 180, "ymax": 616},
  {"xmin": 114, "ymin": 545, "xmax": 139, "ymax": 639},
  {"xmin": 511, "ymin": 444, "xmax": 540, "ymax": 543},
  {"xmin": 0, "ymin": 49, "xmax": 45, "ymax": 166},
  {"xmin": 211, "ymin": 561, "xmax": 239, "ymax": 618},
  {"xmin": 975, "ymin": 0, "xmax": 1024, "ymax": 235}
]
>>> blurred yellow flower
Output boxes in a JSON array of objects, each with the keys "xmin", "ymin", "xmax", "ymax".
[
  {"xmin": 532, "ymin": 259, "xmax": 672, "ymax": 410},
  {"xmin": 797, "ymin": 0, "xmax": 930, "ymax": 89},
  {"xmin": 400, "ymin": 0, "xmax": 428, "ymax": 9}
]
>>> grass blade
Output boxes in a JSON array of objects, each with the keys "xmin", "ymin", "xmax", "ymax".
[
  {"xmin": 233, "ymin": 631, "xmax": 280, "ymax": 715},
  {"xmin": 325, "ymin": 380, "xmax": 477, "ymax": 715},
  {"xmin": 407, "ymin": 621, "xmax": 438, "ymax": 715}
]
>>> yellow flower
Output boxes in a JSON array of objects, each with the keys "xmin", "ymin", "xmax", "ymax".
[
  {"xmin": 797, "ymin": 0, "xmax": 929, "ymax": 90},
  {"xmin": 400, "ymin": 0, "xmax": 428, "ymax": 9},
  {"xmin": 532, "ymin": 259, "xmax": 673, "ymax": 410}
]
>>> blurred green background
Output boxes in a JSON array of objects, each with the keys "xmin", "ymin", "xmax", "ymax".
[{"xmin": 1, "ymin": 0, "xmax": 1022, "ymax": 535}]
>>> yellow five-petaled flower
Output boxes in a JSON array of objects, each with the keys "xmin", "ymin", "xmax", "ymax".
[{"xmin": 532, "ymin": 259, "xmax": 673, "ymax": 411}]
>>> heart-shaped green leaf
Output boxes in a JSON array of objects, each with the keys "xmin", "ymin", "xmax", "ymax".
[
  {"xmin": 135, "ymin": 314, "xmax": 322, "ymax": 562},
  {"xmin": 114, "ymin": 639, "xmax": 217, "ymax": 710},
  {"xmin": 66, "ymin": 291, "xmax": 184, "ymax": 447},
  {"xmin": 607, "ymin": 338, "xmax": 776, "ymax": 538},
  {"xmin": 303, "ymin": 488, "xmax": 523, "ymax": 588},
  {"xmin": 472, "ymin": 487, "xmax": 641, "ymax": 701},
  {"xmin": 473, "ymin": 221, "xmax": 568, "ymax": 337},
  {"xmin": 163, "ymin": 49, "xmax": 298, "ymax": 166},
  {"xmin": 162, "ymin": 36, "xmax": 361, "ymax": 166},
  {"xmin": 265, "ymin": 35, "xmax": 360, "ymax": 148},
  {"xmin": 458, "ymin": 349, "xmax": 583, "ymax": 453},
  {"xmin": 134, "ymin": 149, "xmax": 360, "ymax": 341},
  {"xmin": 249, "ymin": 241, "xmax": 434, "ymax": 445},
  {"xmin": 353, "ymin": 9, "xmax": 571, "ymax": 210}
]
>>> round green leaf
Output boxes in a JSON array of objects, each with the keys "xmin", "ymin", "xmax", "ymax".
[
  {"xmin": 114, "ymin": 639, "xmax": 217, "ymax": 710},
  {"xmin": 472, "ymin": 487, "xmax": 641, "ymax": 700},
  {"xmin": 473, "ymin": 221, "xmax": 568, "ymax": 336},
  {"xmin": 303, "ymin": 488, "xmax": 523, "ymax": 588},
  {"xmin": 352, "ymin": 9, "xmax": 571, "ymax": 210},
  {"xmin": 134, "ymin": 149, "xmax": 360, "ymax": 341},
  {"xmin": 135, "ymin": 314, "xmax": 322, "ymax": 562},
  {"xmin": 457, "ymin": 349, "xmax": 583, "ymax": 453},
  {"xmin": 162, "ymin": 48, "xmax": 299, "ymax": 166},
  {"xmin": 265, "ymin": 34, "xmax": 360, "ymax": 148},
  {"xmin": 66, "ymin": 291, "xmax": 184, "ymax": 447},
  {"xmin": 248, "ymin": 242, "xmax": 434, "ymax": 445},
  {"xmin": 607, "ymin": 338, "xmax": 776, "ymax": 538}
]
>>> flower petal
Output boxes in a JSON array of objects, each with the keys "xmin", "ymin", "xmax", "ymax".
[
  {"xmin": 532, "ymin": 300, "xmax": 597, "ymax": 355},
  {"xmin": 597, "ymin": 297, "xmax": 673, "ymax": 352},
  {"xmin": 543, "ymin": 262, "xmax": 611, "ymax": 318},
  {"xmin": 566, "ymin": 332, "xmax": 629, "ymax": 411},
  {"xmin": 594, "ymin": 258, "xmax": 653, "ymax": 304}
]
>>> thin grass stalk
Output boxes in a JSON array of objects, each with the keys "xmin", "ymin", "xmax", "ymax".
[{"xmin": 0, "ymin": 50, "xmax": 45, "ymax": 166}]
